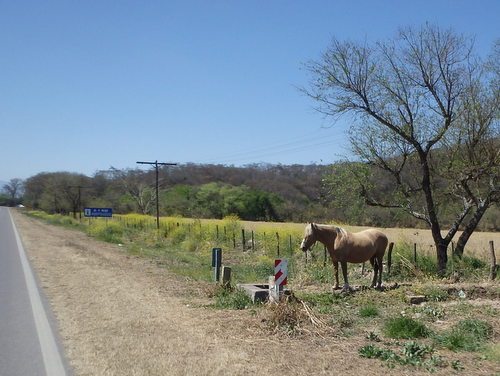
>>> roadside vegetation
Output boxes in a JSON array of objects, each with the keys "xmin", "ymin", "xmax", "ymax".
[{"xmin": 24, "ymin": 210, "xmax": 499, "ymax": 373}]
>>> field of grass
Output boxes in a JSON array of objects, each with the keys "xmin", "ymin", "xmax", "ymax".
[{"xmin": 25, "ymin": 211, "xmax": 499, "ymax": 285}]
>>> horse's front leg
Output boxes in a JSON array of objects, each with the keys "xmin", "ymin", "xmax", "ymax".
[
  {"xmin": 332, "ymin": 261, "xmax": 340, "ymax": 290},
  {"xmin": 340, "ymin": 261, "xmax": 352, "ymax": 292}
]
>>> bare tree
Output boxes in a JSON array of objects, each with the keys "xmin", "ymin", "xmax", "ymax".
[
  {"xmin": 111, "ymin": 168, "xmax": 155, "ymax": 214},
  {"xmin": 304, "ymin": 25, "xmax": 499, "ymax": 274},
  {"xmin": 3, "ymin": 178, "xmax": 24, "ymax": 199}
]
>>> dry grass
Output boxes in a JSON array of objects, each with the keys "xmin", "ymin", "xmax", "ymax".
[{"xmin": 11, "ymin": 210, "xmax": 499, "ymax": 376}]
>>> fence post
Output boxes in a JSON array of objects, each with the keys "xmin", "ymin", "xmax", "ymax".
[
  {"xmin": 251, "ymin": 230, "xmax": 255, "ymax": 251},
  {"xmin": 413, "ymin": 243, "xmax": 417, "ymax": 265},
  {"xmin": 242, "ymin": 229, "xmax": 246, "ymax": 251},
  {"xmin": 216, "ymin": 224, "xmax": 219, "ymax": 240},
  {"xmin": 387, "ymin": 242, "xmax": 394, "ymax": 275},
  {"xmin": 490, "ymin": 241, "xmax": 497, "ymax": 281},
  {"xmin": 276, "ymin": 232, "xmax": 280, "ymax": 257}
]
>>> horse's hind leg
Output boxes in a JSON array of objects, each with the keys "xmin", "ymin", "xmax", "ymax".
[
  {"xmin": 370, "ymin": 256, "xmax": 378, "ymax": 288},
  {"xmin": 340, "ymin": 261, "xmax": 352, "ymax": 292}
]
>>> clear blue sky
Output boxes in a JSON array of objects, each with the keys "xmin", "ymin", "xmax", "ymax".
[{"xmin": 1, "ymin": 0, "xmax": 498, "ymax": 181}]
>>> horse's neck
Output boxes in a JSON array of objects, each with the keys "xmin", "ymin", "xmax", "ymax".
[{"xmin": 316, "ymin": 226, "xmax": 337, "ymax": 248}]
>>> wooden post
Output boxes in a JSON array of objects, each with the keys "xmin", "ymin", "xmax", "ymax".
[
  {"xmin": 387, "ymin": 242, "xmax": 394, "ymax": 275},
  {"xmin": 276, "ymin": 232, "xmax": 280, "ymax": 257},
  {"xmin": 232, "ymin": 232, "xmax": 236, "ymax": 248},
  {"xmin": 413, "ymin": 243, "xmax": 417, "ymax": 265},
  {"xmin": 490, "ymin": 241, "xmax": 497, "ymax": 281},
  {"xmin": 251, "ymin": 230, "xmax": 255, "ymax": 251},
  {"xmin": 242, "ymin": 229, "xmax": 246, "ymax": 251},
  {"xmin": 216, "ymin": 224, "xmax": 219, "ymax": 239},
  {"xmin": 221, "ymin": 266, "xmax": 231, "ymax": 288}
]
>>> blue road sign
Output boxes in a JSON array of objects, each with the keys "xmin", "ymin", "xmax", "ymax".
[{"xmin": 84, "ymin": 208, "xmax": 113, "ymax": 217}]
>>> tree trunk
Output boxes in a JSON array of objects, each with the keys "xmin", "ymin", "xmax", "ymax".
[
  {"xmin": 419, "ymin": 150, "xmax": 448, "ymax": 275},
  {"xmin": 436, "ymin": 242, "xmax": 448, "ymax": 276},
  {"xmin": 454, "ymin": 198, "xmax": 491, "ymax": 258}
]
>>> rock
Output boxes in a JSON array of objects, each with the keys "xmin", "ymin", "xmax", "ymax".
[{"xmin": 407, "ymin": 295, "xmax": 427, "ymax": 305}]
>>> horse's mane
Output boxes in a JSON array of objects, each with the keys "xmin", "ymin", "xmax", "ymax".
[{"xmin": 311, "ymin": 223, "xmax": 348, "ymax": 238}]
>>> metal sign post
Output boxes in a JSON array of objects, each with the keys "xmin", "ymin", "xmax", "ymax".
[{"xmin": 212, "ymin": 248, "xmax": 222, "ymax": 282}]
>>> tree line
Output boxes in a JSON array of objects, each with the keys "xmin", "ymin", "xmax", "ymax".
[{"xmin": 3, "ymin": 160, "xmax": 497, "ymax": 231}]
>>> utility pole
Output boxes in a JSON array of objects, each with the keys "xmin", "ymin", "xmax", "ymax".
[
  {"xmin": 68, "ymin": 185, "xmax": 90, "ymax": 222},
  {"xmin": 136, "ymin": 160, "xmax": 177, "ymax": 230},
  {"xmin": 69, "ymin": 185, "xmax": 89, "ymax": 220}
]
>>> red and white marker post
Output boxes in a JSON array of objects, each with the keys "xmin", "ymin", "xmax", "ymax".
[{"xmin": 272, "ymin": 259, "xmax": 287, "ymax": 301}]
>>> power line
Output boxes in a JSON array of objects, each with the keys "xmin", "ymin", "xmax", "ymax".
[{"xmin": 199, "ymin": 130, "xmax": 345, "ymax": 165}]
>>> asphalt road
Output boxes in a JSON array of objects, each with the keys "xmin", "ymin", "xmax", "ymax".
[{"xmin": 0, "ymin": 207, "xmax": 69, "ymax": 376}]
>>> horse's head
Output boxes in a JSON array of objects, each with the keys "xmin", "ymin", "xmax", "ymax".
[{"xmin": 300, "ymin": 223, "xmax": 317, "ymax": 252}]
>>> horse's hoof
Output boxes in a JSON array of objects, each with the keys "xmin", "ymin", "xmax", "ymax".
[{"xmin": 341, "ymin": 285, "xmax": 353, "ymax": 293}]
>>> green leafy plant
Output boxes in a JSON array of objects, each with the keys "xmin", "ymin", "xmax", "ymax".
[
  {"xmin": 359, "ymin": 341, "xmax": 443, "ymax": 371},
  {"xmin": 212, "ymin": 286, "xmax": 252, "ymax": 310}
]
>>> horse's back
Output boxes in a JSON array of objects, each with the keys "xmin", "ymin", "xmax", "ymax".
[{"xmin": 350, "ymin": 229, "xmax": 388, "ymax": 256}]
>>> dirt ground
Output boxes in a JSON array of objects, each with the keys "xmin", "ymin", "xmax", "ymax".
[{"xmin": 12, "ymin": 210, "xmax": 498, "ymax": 376}]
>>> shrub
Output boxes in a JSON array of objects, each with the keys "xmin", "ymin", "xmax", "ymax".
[{"xmin": 383, "ymin": 316, "xmax": 430, "ymax": 339}]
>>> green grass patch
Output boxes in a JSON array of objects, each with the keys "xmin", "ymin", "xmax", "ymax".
[
  {"xmin": 359, "ymin": 305, "xmax": 379, "ymax": 318},
  {"xmin": 434, "ymin": 318, "xmax": 493, "ymax": 352},
  {"xmin": 383, "ymin": 316, "xmax": 431, "ymax": 339}
]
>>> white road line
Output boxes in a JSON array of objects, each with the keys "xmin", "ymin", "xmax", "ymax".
[{"xmin": 8, "ymin": 209, "xmax": 67, "ymax": 376}]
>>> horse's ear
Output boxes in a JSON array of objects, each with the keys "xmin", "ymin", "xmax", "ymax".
[{"xmin": 310, "ymin": 223, "xmax": 316, "ymax": 231}]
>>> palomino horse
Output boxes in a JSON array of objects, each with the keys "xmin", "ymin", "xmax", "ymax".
[{"xmin": 300, "ymin": 223, "xmax": 388, "ymax": 291}]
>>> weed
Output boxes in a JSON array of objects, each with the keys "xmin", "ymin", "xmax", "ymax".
[
  {"xmin": 366, "ymin": 331, "xmax": 381, "ymax": 342},
  {"xmin": 418, "ymin": 304, "xmax": 445, "ymax": 321},
  {"xmin": 359, "ymin": 341, "xmax": 444, "ymax": 371},
  {"xmin": 383, "ymin": 316, "xmax": 430, "ymax": 339},
  {"xmin": 359, "ymin": 305, "xmax": 379, "ymax": 318},
  {"xmin": 451, "ymin": 360, "xmax": 465, "ymax": 371},
  {"xmin": 421, "ymin": 286, "xmax": 448, "ymax": 302},
  {"xmin": 212, "ymin": 286, "xmax": 252, "ymax": 310},
  {"xmin": 89, "ymin": 221, "xmax": 125, "ymax": 243},
  {"xmin": 434, "ymin": 318, "xmax": 493, "ymax": 352}
]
